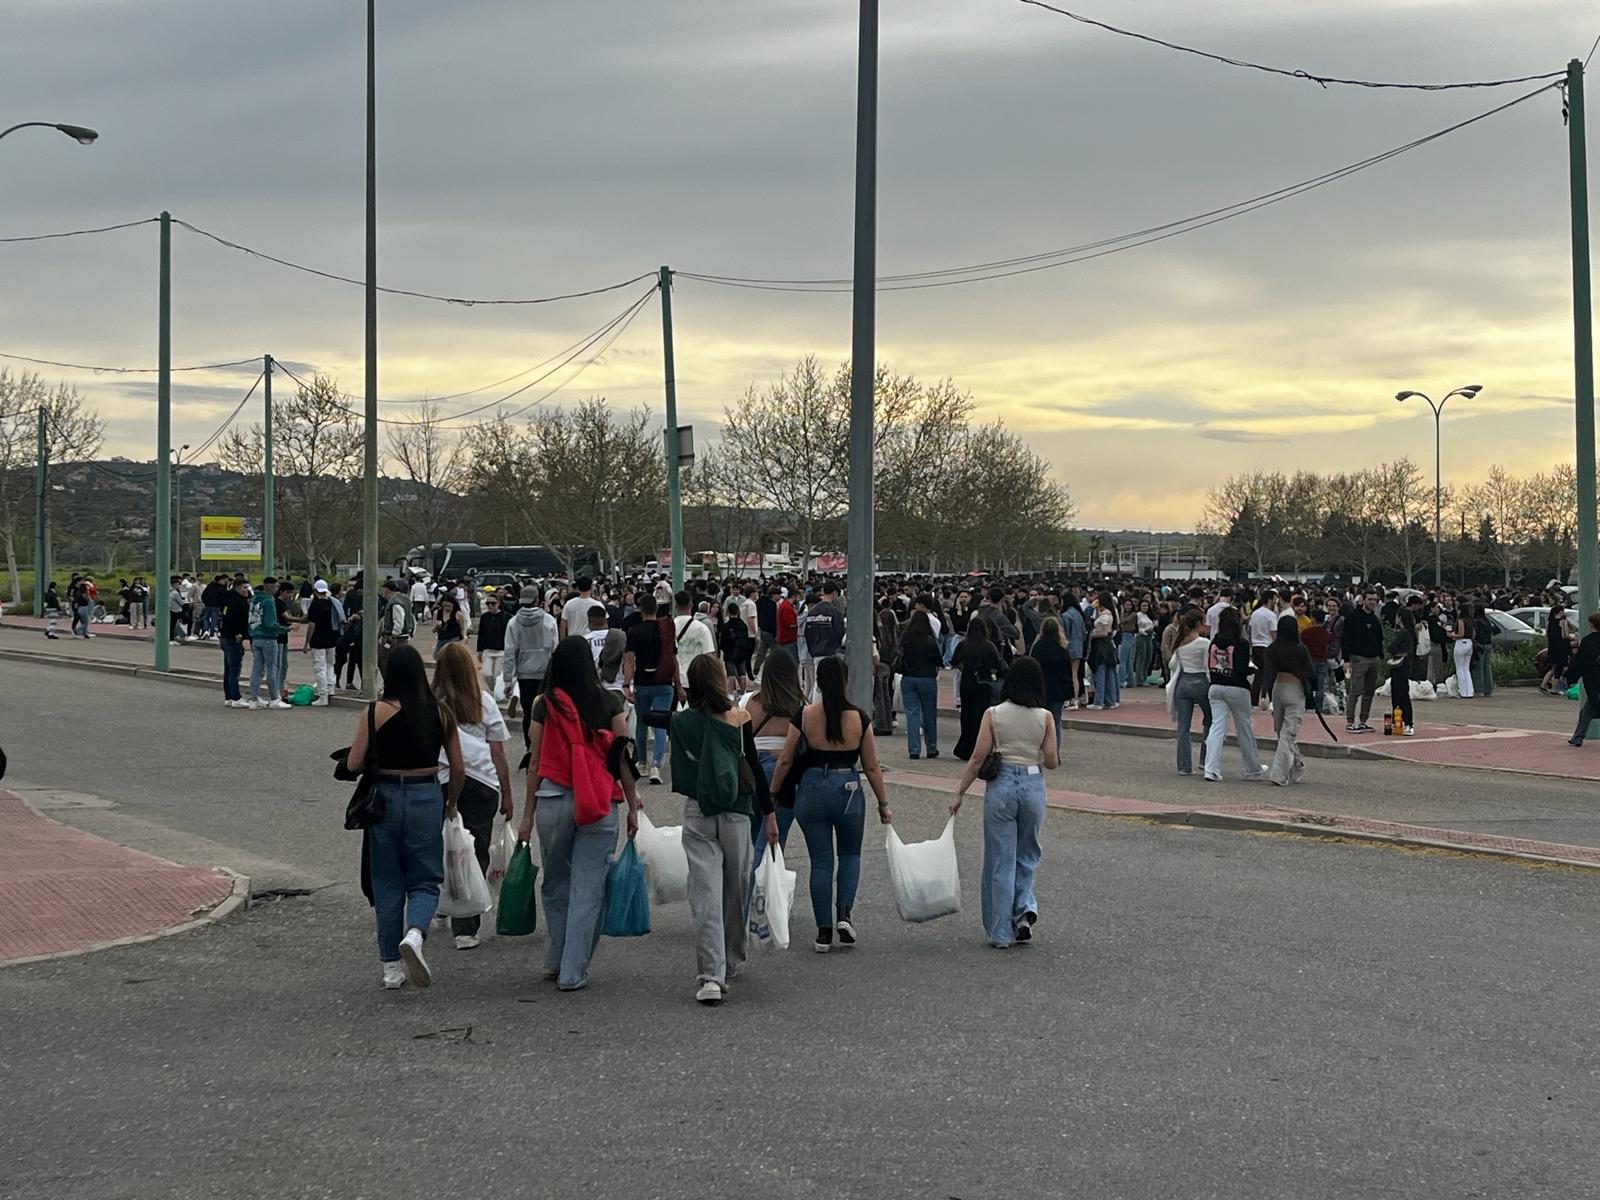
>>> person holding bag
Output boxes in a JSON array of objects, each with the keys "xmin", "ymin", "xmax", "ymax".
[
  {"xmin": 949, "ymin": 656, "xmax": 1058, "ymax": 949},
  {"xmin": 742, "ymin": 649, "xmax": 806, "ymax": 849},
  {"xmin": 662, "ymin": 654, "xmax": 774, "ymax": 1004},
  {"xmin": 342, "ymin": 644, "xmax": 465, "ymax": 991},
  {"xmin": 770, "ymin": 655, "xmax": 892, "ymax": 954},
  {"xmin": 431, "ymin": 642, "xmax": 514, "ymax": 950},
  {"xmin": 516, "ymin": 637, "xmax": 640, "ymax": 992}
]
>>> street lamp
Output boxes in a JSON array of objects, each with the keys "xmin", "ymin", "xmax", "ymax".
[
  {"xmin": 1395, "ymin": 384, "xmax": 1483, "ymax": 587},
  {"xmin": 170, "ymin": 444, "xmax": 191, "ymax": 575},
  {"xmin": 0, "ymin": 121, "xmax": 98, "ymax": 145}
]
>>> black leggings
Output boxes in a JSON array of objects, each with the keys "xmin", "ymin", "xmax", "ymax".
[
  {"xmin": 1388, "ymin": 661, "xmax": 1413, "ymax": 728},
  {"xmin": 518, "ymin": 677, "xmax": 543, "ymax": 743}
]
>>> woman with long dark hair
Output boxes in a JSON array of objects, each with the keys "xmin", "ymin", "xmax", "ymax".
[
  {"xmin": 896, "ymin": 610, "xmax": 943, "ymax": 760},
  {"xmin": 669, "ymin": 654, "xmax": 774, "ymax": 1004},
  {"xmin": 1542, "ymin": 604, "xmax": 1571, "ymax": 696},
  {"xmin": 1169, "ymin": 609, "xmax": 1212, "ymax": 776},
  {"xmin": 872, "ymin": 608, "xmax": 900, "ymax": 737},
  {"xmin": 744, "ymin": 649, "xmax": 806, "ymax": 847},
  {"xmin": 515, "ymin": 636, "xmax": 641, "ymax": 992},
  {"xmin": 1089, "ymin": 591, "xmax": 1121, "ymax": 709},
  {"xmin": 343, "ymin": 643, "xmax": 464, "ymax": 990},
  {"xmin": 950, "ymin": 656, "xmax": 1058, "ymax": 948},
  {"xmin": 1266, "ymin": 614, "xmax": 1316, "ymax": 784},
  {"xmin": 953, "ymin": 618, "xmax": 1005, "ymax": 760},
  {"xmin": 770, "ymin": 656, "xmax": 891, "ymax": 953},
  {"xmin": 1385, "ymin": 606, "xmax": 1417, "ymax": 737},
  {"xmin": 433, "ymin": 595, "xmax": 464, "ymax": 657},
  {"xmin": 1029, "ymin": 616, "xmax": 1072, "ymax": 754},
  {"xmin": 1202, "ymin": 606, "xmax": 1264, "ymax": 781}
]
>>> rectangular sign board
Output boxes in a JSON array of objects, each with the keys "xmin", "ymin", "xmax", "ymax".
[{"xmin": 200, "ymin": 515, "xmax": 262, "ymax": 561}]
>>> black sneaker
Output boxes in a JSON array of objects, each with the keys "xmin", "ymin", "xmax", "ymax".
[
  {"xmin": 814, "ymin": 926, "xmax": 833, "ymax": 954},
  {"xmin": 1013, "ymin": 911, "xmax": 1037, "ymax": 943},
  {"xmin": 927, "ymin": 750, "xmax": 939, "ymax": 759},
  {"xmin": 836, "ymin": 913, "xmax": 857, "ymax": 946},
  {"xmin": 908, "ymin": 752, "xmax": 920, "ymax": 760}
]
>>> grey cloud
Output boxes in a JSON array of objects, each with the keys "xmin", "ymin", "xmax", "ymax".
[{"xmin": 1197, "ymin": 428, "xmax": 1290, "ymax": 444}]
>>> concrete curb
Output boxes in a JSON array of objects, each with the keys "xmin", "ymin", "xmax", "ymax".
[
  {"xmin": 0, "ymin": 646, "xmax": 369, "ymax": 709},
  {"xmin": 1150, "ymin": 809, "xmax": 1600, "ymax": 873},
  {"xmin": 2, "ymin": 869, "xmax": 252, "ymax": 968}
]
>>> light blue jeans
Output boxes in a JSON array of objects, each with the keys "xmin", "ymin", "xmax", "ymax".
[
  {"xmin": 535, "ymin": 786, "xmax": 619, "ymax": 989},
  {"xmin": 1118, "ymin": 636, "xmax": 1137, "ymax": 687},
  {"xmin": 1203, "ymin": 684, "xmax": 1264, "ymax": 780},
  {"xmin": 794, "ymin": 766, "xmax": 866, "ymax": 928},
  {"xmin": 633, "ymin": 683, "xmax": 673, "ymax": 767},
  {"xmin": 902, "ymin": 674, "xmax": 938, "ymax": 756},
  {"xmin": 941, "ymin": 633, "xmax": 959, "ymax": 668},
  {"xmin": 1092, "ymin": 648, "xmax": 1120, "ymax": 708},
  {"xmin": 249, "ymin": 641, "xmax": 282, "ymax": 702},
  {"xmin": 981, "ymin": 763, "xmax": 1045, "ymax": 945},
  {"xmin": 367, "ymin": 776, "xmax": 444, "ymax": 962}
]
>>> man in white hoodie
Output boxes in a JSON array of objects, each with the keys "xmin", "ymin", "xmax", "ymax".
[{"xmin": 502, "ymin": 585, "xmax": 558, "ymax": 743}]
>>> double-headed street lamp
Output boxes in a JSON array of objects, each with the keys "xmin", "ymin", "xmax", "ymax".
[
  {"xmin": 1395, "ymin": 384, "xmax": 1483, "ymax": 587},
  {"xmin": 0, "ymin": 121, "xmax": 98, "ymax": 145}
]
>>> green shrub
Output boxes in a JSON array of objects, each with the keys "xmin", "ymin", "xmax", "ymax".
[{"xmin": 1492, "ymin": 642, "xmax": 1542, "ymax": 686}]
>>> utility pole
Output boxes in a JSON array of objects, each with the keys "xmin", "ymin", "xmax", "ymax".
[
  {"xmin": 1569, "ymin": 59, "xmax": 1597, "ymax": 617},
  {"xmin": 361, "ymin": 0, "xmax": 380, "ymax": 698},
  {"xmin": 263, "ymin": 354, "xmax": 275, "ymax": 575},
  {"xmin": 154, "ymin": 211, "xmax": 172, "ymax": 670},
  {"xmin": 844, "ymin": 0, "xmax": 879, "ymax": 712},
  {"xmin": 33, "ymin": 405, "xmax": 46, "ymax": 617},
  {"xmin": 659, "ymin": 266, "xmax": 684, "ymax": 593}
]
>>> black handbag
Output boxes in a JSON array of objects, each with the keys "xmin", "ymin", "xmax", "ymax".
[
  {"xmin": 331, "ymin": 704, "xmax": 384, "ymax": 830},
  {"xmin": 977, "ymin": 749, "xmax": 1003, "ymax": 782}
]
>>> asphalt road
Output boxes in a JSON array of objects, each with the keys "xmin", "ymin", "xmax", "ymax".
[{"xmin": 4, "ymin": 658, "xmax": 1600, "ymax": 1197}]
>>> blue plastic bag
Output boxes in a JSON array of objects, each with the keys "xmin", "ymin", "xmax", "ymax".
[{"xmin": 603, "ymin": 841, "xmax": 651, "ymax": 937}]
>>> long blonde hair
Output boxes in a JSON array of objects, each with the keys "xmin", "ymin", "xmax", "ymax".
[{"xmin": 431, "ymin": 641, "xmax": 484, "ymax": 726}]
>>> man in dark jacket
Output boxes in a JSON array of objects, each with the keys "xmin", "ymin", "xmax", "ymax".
[
  {"xmin": 200, "ymin": 574, "xmax": 230, "ymax": 640},
  {"xmin": 218, "ymin": 576, "xmax": 253, "ymax": 706},
  {"xmin": 1340, "ymin": 589, "xmax": 1384, "ymax": 733},
  {"xmin": 1566, "ymin": 612, "xmax": 1600, "ymax": 745},
  {"xmin": 475, "ymin": 590, "xmax": 511, "ymax": 697}
]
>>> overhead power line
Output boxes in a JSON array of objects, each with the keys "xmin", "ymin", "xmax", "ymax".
[
  {"xmin": 171, "ymin": 218, "xmax": 656, "ymax": 307},
  {"xmin": 0, "ymin": 217, "xmax": 159, "ymax": 244},
  {"xmin": 679, "ymin": 80, "xmax": 1560, "ymax": 294},
  {"xmin": 0, "ymin": 350, "xmax": 260, "ymax": 374},
  {"xmin": 188, "ymin": 370, "xmax": 266, "ymax": 460},
  {"xmin": 1011, "ymin": 0, "xmax": 1567, "ymax": 91}
]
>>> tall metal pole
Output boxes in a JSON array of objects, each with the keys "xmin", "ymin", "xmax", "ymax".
[
  {"xmin": 360, "ymin": 0, "xmax": 380, "ymax": 698},
  {"xmin": 154, "ymin": 211, "xmax": 172, "ymax": 670},
  {"xmin": 1433, "ymin": 405, "xmax": 1442, "ymax": 587},
  {"xmin": 659, "ymin": 266, "xmax": 684, "ymax": 593},
  {"xmin": 844, "ymin": 0, "xmax": 879, "ymax": 712},
  {"xmin": 263, "ymin": 354, "xmax": 275, "ymax": 576},
  {"xmin": 33, "ymin": 405, "xmax": 46, "ymax": 617},
  {"xmin": 1570, "ymin": 59, "xmax": 1597, "ymax": 616}
]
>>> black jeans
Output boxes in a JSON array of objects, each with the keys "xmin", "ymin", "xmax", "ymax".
[
  {"xmin": 1388, "ymin": 661, "xmax": 1413, "ymax": 729},
  {"xmin": 450, "ymin": 777, "xmax": 500, "ymax": 937},
  {"xmin": 518, "ymin": 677, "xmax": 543, "ymax": 743}
]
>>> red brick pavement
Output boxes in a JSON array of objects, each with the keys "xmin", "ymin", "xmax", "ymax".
[{"xmin": 0, "ymin": 789, "xmax": 236, "ymax": 964}]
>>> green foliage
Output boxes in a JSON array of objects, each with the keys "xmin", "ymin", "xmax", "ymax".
[{"xmin": 1491, "ymin": 642, "xmax": 1542, "ymax": 686}]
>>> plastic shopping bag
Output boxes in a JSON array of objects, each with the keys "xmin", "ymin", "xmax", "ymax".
[
  {"xmin": 602, "ymin": 841, "xmax": 651, "ymax": 937},
  {"xmin": 495, "ymin": 841, "xmax": 539, "ymax": 936},
  {"xmin": 436, "ymin": 814, "xmax": 493, "ymax": 918},
  {"xmin": 487, "ymin": 814, "xmax": 516, "ymax": 882},
  {"xmin": 748, "ymin": 843, "xmax": 796, "ymax": 951},
  {"xmin": 885, "ymin": 817, "xmax": 962, "ymax": 923},
  {"xmin": 633, "ymin": 811, "xmax": 689, "ymax": 905}
]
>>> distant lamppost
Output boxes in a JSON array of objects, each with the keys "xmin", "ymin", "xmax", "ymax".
[
  {"xmin": 0, "ymin": 121, "xmax": 98, "ymax": 145},
  {"xmin": 1395, "ymin": 384, "xmax": 1483, "ymax": 587}
]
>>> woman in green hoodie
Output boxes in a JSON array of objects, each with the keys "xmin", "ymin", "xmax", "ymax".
[{"xmin": 667, "ymin": 653, "xmax": 774, "ymax": 1006}]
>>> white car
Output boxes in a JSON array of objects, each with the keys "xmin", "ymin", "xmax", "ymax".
[{"xmin": 1509, "ymin": 606, "xmax": 1578, "ymax": 639}]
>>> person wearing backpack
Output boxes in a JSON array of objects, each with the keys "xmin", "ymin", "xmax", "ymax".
[
  {"xmin": 247, "ymin": 577, "xmax": 290, "ymax": 709},
  {"xmin": 718, "ymin": 598, "xmax": 754, "ymax": 693},
  {"xmin": 622, "ymin": 593, "xmax": 679, "ymax": 784}
]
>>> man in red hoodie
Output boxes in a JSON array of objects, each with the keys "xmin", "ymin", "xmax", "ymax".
[{"xmin": 775, "ymin": 586, "xmax": 798, "ymax": 661}]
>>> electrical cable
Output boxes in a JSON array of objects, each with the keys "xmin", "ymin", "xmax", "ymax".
[
  {"xmin": 187, "ymin": 370, "xmax": 265, "ymax": 460},
  {"xmin": 0, "ymin": 217, "xmax": 159, "ymax": 244},
  {"xmin": 1011, "ymin": 0, "xmax": 1566, "ymax": 91},
  {"xmin": 171, "ymin": 218, "xmax": 655, "ymax": 307},
  {"xmin": 0, "ymin": 350, "xmax": 260, "ymax": 375},
  {"xmin": 1586, "ymin": 32, "xmax": 1599, "ymax": 70},
  {"xmin": 678, "ymin": 80, "xmax": 1559, "ymax": 294}
]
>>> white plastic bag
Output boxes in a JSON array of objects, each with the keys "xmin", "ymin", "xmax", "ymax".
[
  {"xmin": 1411, "ymin": 680, "xmax": 1437, "ymax": 701},
  {"xmin": 892, "ymin": 673, "xmax": 903, "ymax": 714},
  {"xmin": 885, "ymin": 817, "xmax": 962, "ymax": 923},
  {"xmin": 633, "ymin": 811, "xmax": 689, "ymax": 905},
  {"xmin": 1442, "ymin": 675, "xmax": 1461, "ymax": 698},
  {"xmin": 487, "ymin": 814, "xmax": 516, "ymax": 881},
  {"xmin": 748, "ymin": 843, "xmax": 796, "ymax": 951},
  {"xmin": 436, "ymin": 814, "xmax": 492, "ymax": 918},
  {"xmin": 491, "ymin": 675, "xmax": 509, "ymax": 703}
]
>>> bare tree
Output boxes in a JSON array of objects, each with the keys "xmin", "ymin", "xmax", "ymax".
[
  {"xmin": 384, "ymin": 398, "xmax": 467, "ymax": 561},
  {"xmin": 0, "ymin": 370, "xmax": 104, "ymax": 604}
]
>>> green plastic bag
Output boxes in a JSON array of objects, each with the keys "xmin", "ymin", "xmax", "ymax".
[
  {"xmin": 602, "ymin": 841, "xmax": 650, "ymax": 937},
  {"xmin": 1567, "ymin": 684, "xmax": 1581, "ymax": 701},
  {"xmin": 289, "ymin": 683, "xmax": 316, "ymax": 706},
  {"xmin": 496, "ymin": 841, "xmax": 538, "ymax": 936}
]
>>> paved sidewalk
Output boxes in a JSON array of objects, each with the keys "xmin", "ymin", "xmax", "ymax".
[
  {"xmin": 3, "ymin": 614, "xmax": 154, "ymax": 641},
  {"xmin": 0, "ymin": 788, "xmax": 240, "ymax": 964}
]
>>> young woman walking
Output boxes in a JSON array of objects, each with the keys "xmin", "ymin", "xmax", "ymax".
[
  {"xmin": 1089, "ymin": 592, "xmax": 1121, "ymax": 710},
  {"xmin": 950, "ymin": 656, "xmax": 1058, "ymax": 948},
  {"xmin": 743, "ymin": 648, "xmax": 806, "ymax": 848},
  {"xmin": 1542, "ymin": 604, "xmax": 1571, "ymax": 696},
  {"xmin": 1266, "ymin": 615, "xmax": 1316, "ymax": 784},
  {"xmin": 952, "ymin": 618, "xmax": 1005, "ymax": 760},
  {"xmin": 770, "ymin": 656, "xmax": 892, "ymax": 953},
  {"xmin": 1029, "ymin": 616, "xmax": 1073, "ymax": 754},
  {"xmin": 1202, "ymin": 607, "xmax": 1265, "ymax": 782},
  {"xmin": 1168, "ymin": 609, "xmax": 1212, "ymax": 776},
  {"xmin": 342, "ymin": 644, "xmax": 465, "ymax": 990},
  {"xmin": 896, "ymin": 611, "xmax": 943, "ymax": 760}
]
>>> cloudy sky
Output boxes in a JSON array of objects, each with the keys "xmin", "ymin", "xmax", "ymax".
[{"xmin": 3, "ymin": 0, "xmax": 1595, "ymax": 530}]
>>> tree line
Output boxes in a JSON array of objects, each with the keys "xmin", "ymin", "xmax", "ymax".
[{"xmin": 1202, "ymin": 462, "xmax": 1583, "ymax": 586}]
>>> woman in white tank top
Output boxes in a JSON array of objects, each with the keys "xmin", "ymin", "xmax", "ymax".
[{"xmin": 950, "ymin": 657, "xmax": 1058, "ymax": 948}]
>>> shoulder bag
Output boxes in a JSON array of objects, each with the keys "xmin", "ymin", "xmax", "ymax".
[{"xmin": 332, "ymin": 703, "xmax": 385, "ymax": 830}]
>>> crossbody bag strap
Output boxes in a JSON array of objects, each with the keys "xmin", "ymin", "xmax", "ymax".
[{"xmin": 364, "ymin": 702, "xmax": 378, "ymax": 775}]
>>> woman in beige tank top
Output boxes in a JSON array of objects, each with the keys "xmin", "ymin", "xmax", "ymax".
[{"xmin": 951, "ymin": 657, "xmax": 1058, "ymax": 948}]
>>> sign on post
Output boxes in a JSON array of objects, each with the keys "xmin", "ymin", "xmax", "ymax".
[{"xmin": 200, "ymin": 515, "xmax": 263, "ymax": 561}]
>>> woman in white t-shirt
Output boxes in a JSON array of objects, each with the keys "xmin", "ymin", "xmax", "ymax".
[
  {"xmin": 431, "ymin": 642, "xmax": 514, "ymax": 950},
  {"xmin": 950, "ymin": 656, "xmax": 1059, "ymax": 949},
  {"xmin": 1167, "ymin": 609, "xmax": 1212, "ymax": 776}
]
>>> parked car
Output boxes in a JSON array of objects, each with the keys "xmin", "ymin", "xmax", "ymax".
[
  {"xmin": 1509, "ymin": 606, "xmax": 1579, "ymax": 639},
  {"xmin": 1482, "ymin": 609, "xmax": 1541, "ymax": 651}
]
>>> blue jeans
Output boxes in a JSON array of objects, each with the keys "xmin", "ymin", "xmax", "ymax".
[
  {"xmin": 633, "ymin": 683, "xmax": 673, "ymax": 767},
  {"xmin": 221, "ymin": 637, "xmax": 245, "ymax": 701},
  {"xmin": 367, "ymin": 776, "xmax": 444, "ymax": 961},
  {"xmin": 794, "ymin": 765, "xmax": 866, "ymax": 928},
  {"xmin": 75, "ymin": 603, "xmax": 94, "ymax": 636},
  {"xmin": 249, "ymin": 642, "xmax": 282, "ymax": 702},
  {"xmin": 981, "ymin": 763, "xmax": 1045, "ymax": 945},
  {"xmin": 1171, "ymin": 673, "xmax": 1212, "ymax": 774},
  {"xmin": 941, "ymin": 633, "xmax": 958, "ymax": 668},
  {"xmin": 1045, "ymin": 701, "xmax": 1064, "ymax": 753},
  {"xmin": 1312, "ymin": 661, "xmax": 1330, "ymax": 716},
  {"xmin": 902, "ymin": 674, "xmax": 938, "ymax": 756},
  {"xmin": 1092, "ymin": 652, "xmax": 1120, "ymax": 707},
  {"xmin": 202, "ymin": 605, "xmax": 221, "ymax": 636},
  {"xmin": 535, "ymin": 786, "xmax": 619, "ymax": 989},
  {"xmin": 749, "ymin": 751, "xmax": 797, "ymax": 850},
  {"xmin": 1118, "ymin": 636, "xmax": 1137, "ymax": 686}
]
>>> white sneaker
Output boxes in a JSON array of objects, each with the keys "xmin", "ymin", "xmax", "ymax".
[
  {"xmin": 381, "ymin": 961, "xmax": 405, "ymax": 990},
  {"xmin": 649, "ymin": 765, "xmax": 662, "ymax": 785},
  {"xmin": 246, "ymin": 700, "xmax": 264, "ymax": 710},
  {"xmin": 312, "ymin": 696, "xmax": 330, "ymax": 707},
  {"xmin": 695, "ymin": 980, "xmax": 723, "ymax": 1005},
  {"xmin": 399, "ymin": 928, "xmax": 432, "ymax": 988},
  {"xmin": 453, "ymin": 934, "xmax": 480, "ymax": 950},
  {"xmin": 268, "ymin": 699, "xmax": 292, "ymax": 710}
]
